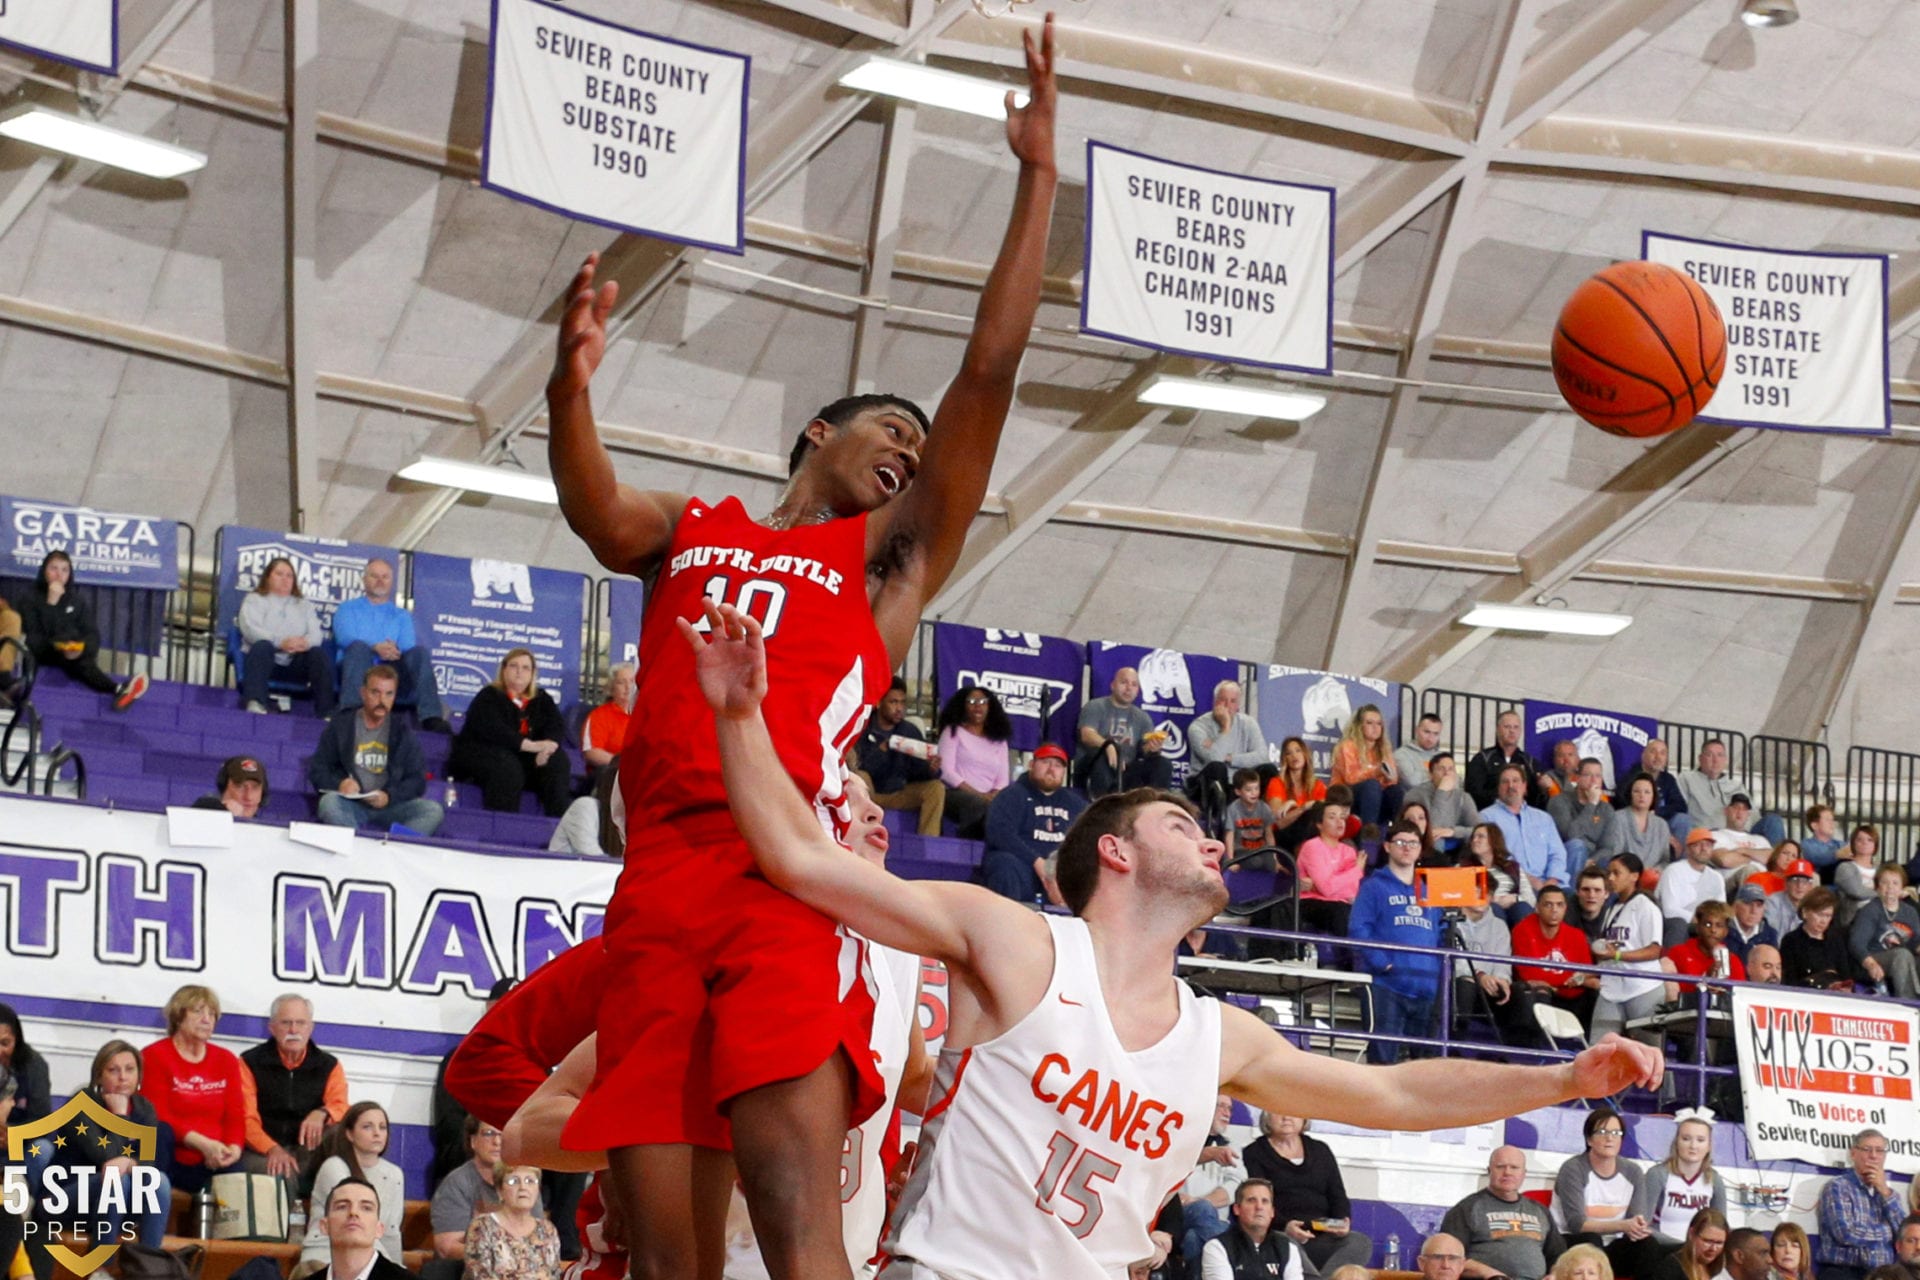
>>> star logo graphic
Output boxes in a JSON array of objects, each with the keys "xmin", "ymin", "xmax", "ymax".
[
  {"xmin": 74, "ymin": 1122, "xmax": 90, "ymax": 1135},
  {"xmin": 5, "ymin": 1092, "xmax": 160, "ymax": 1275},
  {"xmin": 53, "ymin": 1136, "xmax": 66, "ymax": 1149}
]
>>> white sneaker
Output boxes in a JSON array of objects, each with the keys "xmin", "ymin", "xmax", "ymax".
[{"xmin": 246, "ymin": 700, "xmax": 269, "ymax": 714}]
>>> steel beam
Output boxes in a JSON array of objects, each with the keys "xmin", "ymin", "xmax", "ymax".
[
  {"xmin": 282, "ymin": 0, "xmax": 321, "ymax": 532},
  {"xmin": 848, "ymin": 100, "xmax": 918, "ymax": 394}
]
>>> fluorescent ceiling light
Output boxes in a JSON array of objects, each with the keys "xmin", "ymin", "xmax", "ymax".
[
  {"xmin": 0, "ymin": 105, "xmax": 206, "ymax": 179},
  {"xmin": 1137, "ymin": 376, "xmax": 1327, "ymax": 421},
  {"xmin": 1739, "ymin": 0, "xmax": 1798, "ymax": 27},
  {"xmin": 398, "ymin": 457, "xmax": 558, "ymax": 504},
  {"xmin": 838, "ymin": 59, "xmax": 1029, "ymax": 119},
  {"xmin": 1459, "ymin": 604, "xmax": 1633, "ymax": 637}
]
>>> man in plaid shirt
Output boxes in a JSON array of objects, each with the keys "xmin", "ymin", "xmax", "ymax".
[{"xmin": 1816, "ymin": 1129, "xmax": 1907, "ymax": 1280}]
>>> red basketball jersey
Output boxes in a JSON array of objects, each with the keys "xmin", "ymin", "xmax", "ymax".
[{"xmin": 619, "ymin": 495, "xmax": 891, "ymax": 865}]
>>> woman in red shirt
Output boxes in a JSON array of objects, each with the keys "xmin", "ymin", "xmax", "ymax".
[
  {"xmin": 1328, "ymin": 704, "xmax": 1402, "ymax": 831},
  {"xmin": 140, "ymin": 984, "xmax": 247, "ymax": 1192}
]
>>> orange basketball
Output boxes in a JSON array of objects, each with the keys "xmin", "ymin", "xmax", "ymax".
[{"xmin": 1551, "ymin": 260, "xmax": 1726, "ymax": 438}]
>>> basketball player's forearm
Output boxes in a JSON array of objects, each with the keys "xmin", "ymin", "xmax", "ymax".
[
  {"xmin": 548, "ymin": 393, "xmax": 622, "ymax": 544},
  {"xmin": 714, "ymin": 711, "xmax": 839, "ymax": 882},
  {"xmin": 961, "ymin": 162, "xmax": 1058, "ymax": 382},
  {"xmin": 1372, "ymin": 1057, "xmax": 1582, "ymax": 1128}
]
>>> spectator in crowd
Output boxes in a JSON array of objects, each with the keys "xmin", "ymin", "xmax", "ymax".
[
  {"xmin": 0, "ymin": 595, "xmax": 21, "ymax": 705},
  {"xmin": 450, "ymin": 648, "xmax": 570, "ymax": 817},
  {"xmin": 191, "ymin": 755, "xmax": 269, "ymax": 818},
  {"xmin": 1450, "ymin": 890, "xmax": 1542, "ymax": 1048},
  {"xmin": 1297, "ymin": 791, "xmax": 1365, "ymax": 938},
  {"xmin": 237, "ymin": 555, "xmax": 336, "ymax": 717},
  {"xmin": 0, "ymin": 1005, "xmax": 49, "ymax": 1126},
  {"xmin": 1552, "ymin": 759, "xmax": 1614, "ymax": 869},
  {"xmin": 1513, "ymin": 885, "xmax": 1600, "ymax": 1031},
  {"xmin": 1190, "ymin": 680, "xmax": 1273, "ymax": 810},
  {"xmin": 1602, "ymin": 774, "xmax": 1673, "ymax": 869},
  {"xmin": 1592, "ymin": 854, "xmax": 1667, "ymax": 1038},
  {"xmin": 854, "ymin": 677, "xmax": 944, "ymax": 835},
  {"xmin": 1201, "ymin": 1180, "xmax": 1302, "ymax": 1280},
  {"xmin": 982, "ymin": 743, "xmax": 1086, "ymax": 903},
  {"xmin": 1225, "ymin": 768, "xmax": 1278, "ymax": 869},
  {"xmin": 1835, "ymin": 826, "xmax": 1884, "ymax": 929},
  {"xmin": 141, "ymin": 984, "xmax": 246, "ymax": 1191},
  {"xmin": 1404, "ymin": 752, "xmax": 1477, "ymax": 854},
  {"xmin": 1574, "ymin": 865, "xmax": 1613, "ymax": 944},
  {"xmin": 1746, "ymin": 944, "xmax": 1784, "ymax": 985},
  {"xmin": 1241, "ymin": 1113, "xmax": 1372, "ymax": 1276},
  {"xmin": 1330, "ymin": 703, "xmax": 1402, "ymax": 829},
  {"xmin": 1553, "ymin": 1108, "xmax": 1646, "ymax": 1263},
  {"xmin": 43, "ymin": 1040, "xmax": 171, "ymax": 1246},
  {"xmin": 1467, "ymin": 821, "xmax": 1536, "ymax": 923},
  {"xmin": 19, "ymin": 549, "xmax": 149, "ymax": 710},
  {"xmin": 547, "ymin": 762, "xmax": 623, "ymax": 859},
  {"xmin": 1707, "ymin": 795, "xmax": 1775, "ymax": 882},
  {"xmin": 1465, "ymin": 710, "xmax": 1544, "ymax": 810},
  {"xmin": 1629, "ymin": 1113, "xmax": 1727, "ymax": 1267},
  {"xmin": 1349, "ymin": 818, "xmax": 1444, "ymax": 1063},
  {"xmin": 1848, "ymin": 865, "xmax": 1920, "ymax": 997},
  {"xmin": 1767, "ymin": 860, "xmax": 1821, "ymax": 939},
  {"xmin": 1676, "ymin": 741, "xmax": 1786, "ymax": 847},
  {"xmin": 1802, "ymin": 805, "xmax": 1847, "ymax": 872},
  {"xmin": 1743, "ymin": 841, "xmax": 1801, "ymax": 897},
  {"xmin": 1265, "ymin": 737, "xmax": 1328, "ymax": 853},
  {"xmin": 1816, "ymin": 1129, "xmax": 1906, "ymax": 1280},
  {"xmin": 1401, "ymin": 801, "xmax": 1441, "ymax": 865},
  {"xmin": 1726, "ymin": 883, "xmax": 1779, "ymax": 966},
  {"xmin": 579, "ymin": 662, "xmax": 635, "ymax": 771},
  {"xmin": 1541, "ymin": 740, "xmax": 1582, "ymax": 801},
  {"xmin": 311, "ymin": 665, "xmax": 445, "ymax": 836},
  {"xmin": 1552, "ymin": 1244, "xmax": 1615, "ymax": 1280},
  {"xmin": 301, "ymin": 1103, "xmax": 404, "ymax": 1268},
  {"xmin": 1664, "ymin": 902, "xmax": 1747, "ymax": 991},
  {"xmin": 1481, "ymin": 764, "xmax": 1569, "ymax": 896},
  {"xmin": 1896, "ymin": 1217, "xmax": 1920, "ymax": 1280},
  {"xmin": 1443, "ymin": 1145, "xmax": 1566, "ymax": 1280},
  {"xmin": 1723, "ymin": 1228, "xmax": 1774, "ymax": 1280},
  {"xmin": 317, "ymin": 1176, "xmax": 410, "ymax": 1280},
  {"xmin": 1644, "ymin": 1209, "xmax": 1728, "ymax": 1280},
  {"xmin": 1782, "ymin": 887, "xmax": 1852, "ymax": 990},
  {"xmin": 936, "ymin": 684, "xmax": 1012, "ymax": 838},
  {"xmin": 1076, "ymin": 666, "xmax": 1168, "ymax": 796},
  {"xmin": 240, "ymin": 993, "xmax": 348, "ymax": 1182},
  {"xmin": 1178, "ymin": 1096, "xmax": 1245, "ymax": 1262},
  {"xmin": 1659, "ymin": 830, "xmax": 1727, "ymax": 947},
  {"xmin": 433, "ymin": 1115, "xmax": 516, "ymax": 1258},
  {"xmin": 1422, "ymin": 1235, "xmax": 1471, "ymax": 1280},
  {"xmin": 1396, "ymin": 714, "xmax": 1446, "ymax": 790},
  {"xmin": 332, "ymin": 558, "xmax": 450, "ymax": 733},
  {"xmin": 1771, "ymin": 1222, "xmax": 1813, "ymax": 1280},
  {"xmin": 466, "ymin": 1164, "xmax": 561, "ymax": 1280},
  {"xmin": 1626, "ymin": 740, "xmax": 1691, "ymax": 843}
]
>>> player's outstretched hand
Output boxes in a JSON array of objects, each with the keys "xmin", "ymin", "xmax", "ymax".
[
  {"xmin": 677, "ymin": 600, "xmax": 767, "ymax": 721},
  {"xmin": 1569, "ymin": 1033, "xmax": 1664, "ymax": 1097},
  {"xmin": 550, "ymin": 252, "xmax": 619, "ymax": 399},
  {"xmin": 1005, "ymin": 13, "xmax": 1057, "ymax": 169}
]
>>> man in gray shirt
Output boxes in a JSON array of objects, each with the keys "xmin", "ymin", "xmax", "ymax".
[
  {"xmin": 1442, "ymin": 1146, "xmax": 1565, "ymax": 1280},
  {"xmin": 1549, "ymin": 758, "xmax": 1613, "ymax": 870},
  {"xmin": 1404, "ymin": 752, "xmax": 1480, "ymax": 854},
  {"xmin": 1076, "ymin": 666, "xmax": 1168, "ymax": 794},
  {"xmin": 1395, "ymin": 714, "xmax": 1446, "ymax": 789},
  {"xmin": 1188, "ymin": 679, "xmax": 1271, "ymax": 826},
  {"xmin": 1677, "ymin": 739, "xmax": 1786, "ymax": 845}
]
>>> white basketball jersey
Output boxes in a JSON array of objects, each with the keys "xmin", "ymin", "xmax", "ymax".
[{"xmin": 881, "ymin": 915, "xmax": 1222, "ymax": 1280}]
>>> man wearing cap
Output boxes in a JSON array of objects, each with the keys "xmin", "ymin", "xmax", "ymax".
[
  {"xmin": 981, "ymin": 742, "xmax": 1087, "ymax": 904},
  {"xmin": 1767, "ymin": 860, "xmax": 1820, "ymax": 938},
  {"xmin": 1657, "ymin": 828, "xmax": 1727, "ymax": 948},
  {"xmin": 1726, "ymin": 881, "xmax": 1779, "ymax": 966},
  {"xmin": 192, "ymin": 756, "xmax": 269, "ymax": 818}
]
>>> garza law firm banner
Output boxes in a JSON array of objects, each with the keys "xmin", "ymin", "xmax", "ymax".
[{"xmin": 1, "ymin": 496, "xmax": 178, "ymax": 590}]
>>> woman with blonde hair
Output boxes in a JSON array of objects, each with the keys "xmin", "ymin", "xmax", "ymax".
[
  {"xmin": 1329, "ymin": 704, "xmax": 1401, "ymax": 829},
  {"xmin": 1552, "ymin": 1243, "xmax": 1615, "ymax": 1280},
  {"xmin": 1621, "ymin": 1110, "xmax": 1726, "ymax": 1277},
  {"xmin": 1241, "ymin": 1112, "xmax": 1372, "ymax": 1274},
  {"xmin": 450, "ymin": 647, "xmax": 570, "ymax": 815}
]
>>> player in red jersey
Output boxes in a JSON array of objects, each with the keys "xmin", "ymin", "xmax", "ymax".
[{"xmin": 543, "ymin": 19, "xmax": 1058, "ymax": 1278}]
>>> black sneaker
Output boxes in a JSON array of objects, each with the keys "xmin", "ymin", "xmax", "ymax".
[{"xmin": 421, "ymin": 716, "xmax": 452, "ymax": 734}]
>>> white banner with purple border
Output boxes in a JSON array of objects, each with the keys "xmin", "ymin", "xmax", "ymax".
[
  {"xmin": 0, "ymin": 1, "xmax": 117, "ymax": 75},
  {"xmin": 1644, "ymin": 231, "xmax": 1889, "ymax": 436}
]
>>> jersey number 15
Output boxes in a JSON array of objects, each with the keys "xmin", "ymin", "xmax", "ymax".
[{"xmin": 1035, "ymin": 1131, "xmax": 1121, "ymax": 1239}]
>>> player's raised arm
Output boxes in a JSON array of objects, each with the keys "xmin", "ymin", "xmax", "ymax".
[
  {"xmin": 546, "ymin": 252, "xmax": 689, "ymax": 578},
  {"xmin": 680, "ymin": 601, "xmax": 1037, "ymax": 969},
  {"xmin": 870, "ymin": 15, "xmax": 1059, "ymax": 603},
  {"xmin": 1217, "ymin": 1004, "xmax": 1662, "ymax": 1131}
]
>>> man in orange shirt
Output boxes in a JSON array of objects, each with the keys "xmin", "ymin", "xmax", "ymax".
[
  {"xmin": 240, "ymin": 994, "xmax": 349, "ymax": 1180},
  {"xmin": 581, "ymin": 663, "xmax": 635, "ymax": 771}
]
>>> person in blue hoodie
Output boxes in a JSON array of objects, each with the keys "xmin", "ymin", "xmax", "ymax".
[
  {"xmin": 981, "ymin": 743, "xmax": 1088, "ymax": 903},
  {"xmin": 309, "ymin": 664, "xmax": 444, "ymax": 835},
  {"xmin": 1348, "ymin": 818, "xmax": 1445, "ymax": 1063}
]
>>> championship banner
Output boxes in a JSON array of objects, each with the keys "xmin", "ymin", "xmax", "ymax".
[
  {"xmin": 1088, "ymin": 640, "xmax": 1240, "ymax": 787},
  {"xmin": 0, "ymin": 795, "xmax": 615, "ymax": 1055},
  {"xmin": 933, "ymin": 623, "xmax": 1084, "ymax": 754},
  {"xmin": 1644, "ymin": 232, "xmax": 1890, "ymax": 436},
  {"xmin": 483, "ymin": 0, "xmax": 748, "ymax": 252},
  {"xmin": 1083, "ymin": 141, "xmax": 1334, "ymax": 374},
  {"xmin": 1731, "ymin": 985, "xmax": 1920, "ymax": 1172},
  {"xmin": 0, "ymin": 0, "xmax": 117, "ymax": 75},
  {"xmin": 1522, "ymin": 699, "xmax": 1656, "ymax": 793},
  {"xmin": 1, "ymin": 495, "xmax": 178, "ymax": 589},
  {"xmin": 1256, "ymin": 666, "xmax": 1401, "ymax": 778},
  {"xmin": 607, "ymin": 577, "xmax": 645, "ymax": 667},
  {"xmin": 215, "ymin": 526, "xmax": 397, "ymax": 640},
  {"xmin": 410, "ymin": 551, "xmax": 587, "ymax": 715}
]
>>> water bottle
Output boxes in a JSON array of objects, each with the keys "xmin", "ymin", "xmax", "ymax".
[
  {"xmin": 287, "ymin": 1202, "xmax": 307, "ymax": 1245},
  {"xmin": 1385, "ymin": 1233, "xmax": 1401, "ymax": 1271},
  {"xmin": 1711, "ymin": 945, "xmax": 1730, "ymax": 979},
  {"xmin": 445, "ymin": 774, "xmax": 459, "ymax": 809},
  {"xmin": 194, "ymin": 1186, "xmax": 216, "ymax": 1239}
]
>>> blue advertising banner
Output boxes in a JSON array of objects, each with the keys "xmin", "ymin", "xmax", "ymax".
[
  {"xmin": 1523, "ymin": 699, "xmax": 1657, "ymax": 793},
  {"xmin": 411, "ymin": 552, "xmax": 587, "ymax": 715},
  {"xmin": 216, "ymin": 526, "xmax": 397, "ymax": 641},
  {"xmin": 607, "ymin": 578, "xmax": 646, "ymax": 667},
  {"xmin": 2, "ymin": 495, "xmax": 178, "ymax": 589},
  {"xmin": 1256, "ymin": 665, "xmax": 1402, "ymax": 778},
  {"xmin": 933, "ymin": 624, "xmax": 1084, "ymax": 754},
  {"xmin": 1088, "ymin": 641, "xmax": 1240, "ymax": 787}
]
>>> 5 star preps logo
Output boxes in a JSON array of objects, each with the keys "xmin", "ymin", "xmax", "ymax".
[{"xmin": 4, "ymin": 1094, "xmax": 163, "ymax": 1275}]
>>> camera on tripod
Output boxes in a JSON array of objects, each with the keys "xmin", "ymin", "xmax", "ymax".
[{"xmin": 1415, "ymin": 864, "xmax": 1489, "ymax": 921}]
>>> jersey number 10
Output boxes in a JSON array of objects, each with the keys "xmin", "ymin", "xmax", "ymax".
[
  {"xmin": 690, "ymin": 576, "xmax": 789, "ymax": 640},
  {"xmin": 1034, "ymin": 1130, "xmax": 1121, "ymax": 1239}
]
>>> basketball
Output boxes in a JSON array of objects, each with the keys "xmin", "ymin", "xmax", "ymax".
[{"xmin": 1551, "ymin": 260, "xmax": 1727, "ymax": 438}]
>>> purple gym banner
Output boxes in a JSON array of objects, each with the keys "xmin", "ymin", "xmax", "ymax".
[
  {"xmin": 607, "ymin": 578, "xmax": 645, "ymax": 667},
  {"xmin": 1088, "ymin": 641, "xmax": 1240, "ymax": 787},
  {"xmin": 411, "ymin": 552, "xmax": 587, "ymax": 715},
  {"xmin": 1, "ymin": 495, "xmax": 178, "ymax": 590},
  {"xmin": 215, "ymin": 526, "xmax": 397, "ymax": 643},
  {"xmin": 933, "ymin": 623, "xmax": 1084, "ymax": 754},
  {"xmin": 1256, "ymin": 665, "xmax": 1402, "ymax": 778},
  {"xmin": 1523, "ymin": 699, "xmax": 1657, "ymax": 794}
]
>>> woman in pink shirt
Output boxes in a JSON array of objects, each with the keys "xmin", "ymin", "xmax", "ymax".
[
  {"xmin": 936, "ymin": 685, "xmax": 1011, "ymax": 839},
  {"xmin": 1296, "ymin": 791, "xmax": 1367, "ymax": 939}
]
